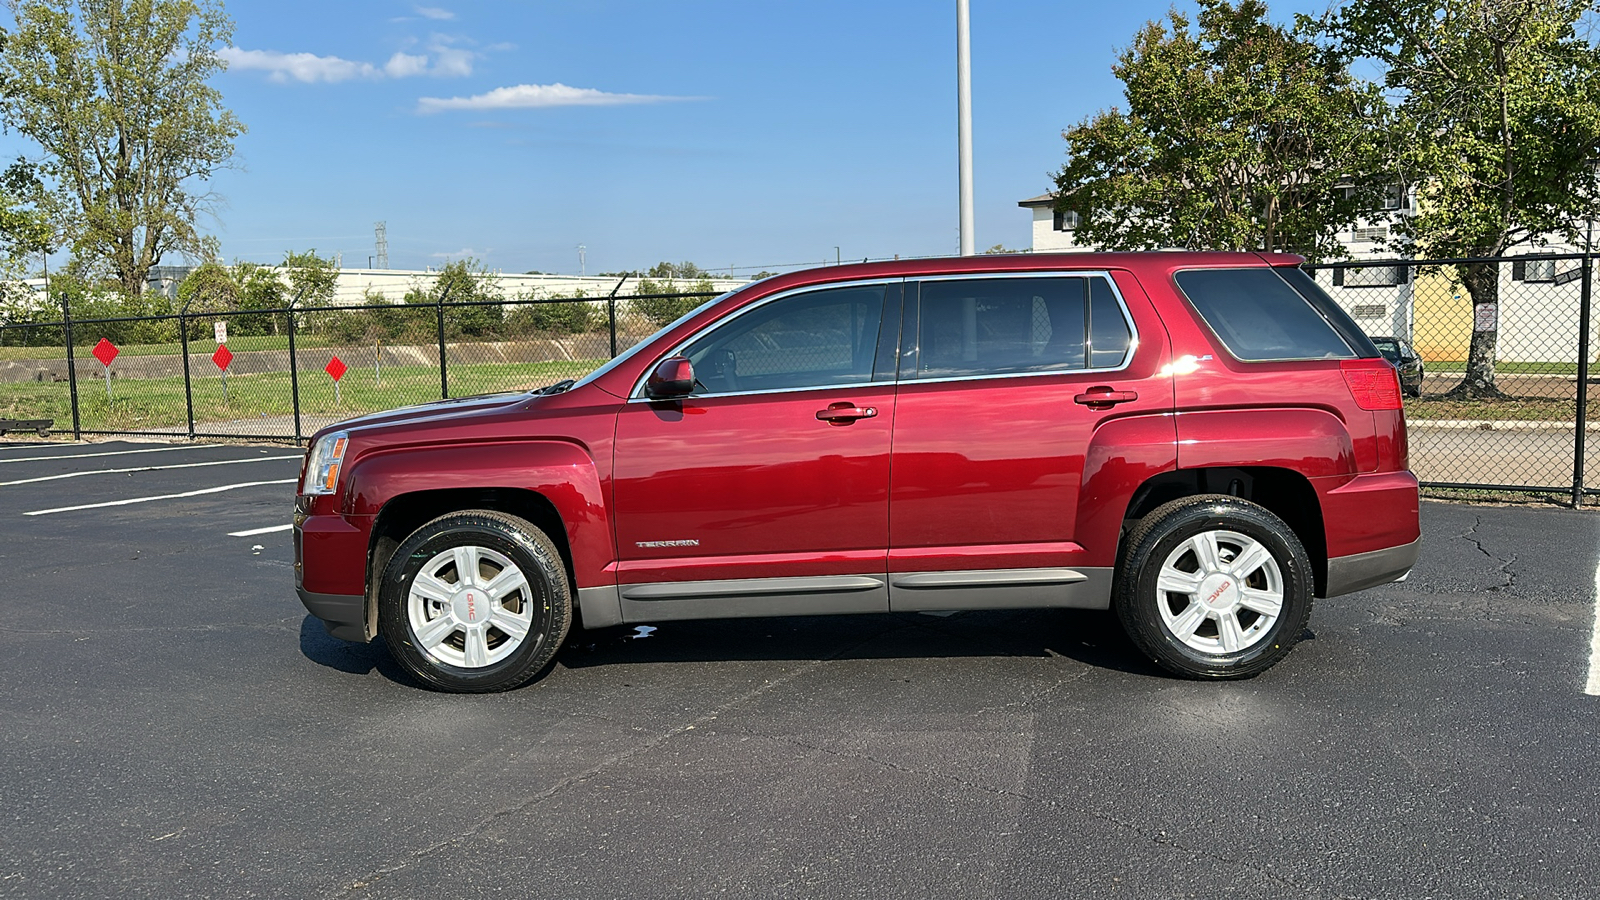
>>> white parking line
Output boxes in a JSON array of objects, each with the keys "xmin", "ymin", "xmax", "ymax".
[
  {"xmin": 0, "ymin": 445, "xmax": 229, "ymax": 465},
  {"xmin": 229, "ymin": 524, "xmax": 293, "ymax": 537},
  {"xmin": 1586, "ymin": 553, "xmax": 1600, "ymax": 696},
  {"xmin": 22, "ymin": 479, "xmax": 298, "ymax": 516},
  {"xmin": 0, "ymin": 455, "xmax": 300, "ymax": 487}
]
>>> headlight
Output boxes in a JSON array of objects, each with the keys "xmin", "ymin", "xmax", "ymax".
[{"xmin": 300, "ymin": 431, "xmax": 349, "ymax": 496}]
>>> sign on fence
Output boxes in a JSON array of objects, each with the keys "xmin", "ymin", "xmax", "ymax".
[
  {"xmin": 214, "ymin": 321, "xmax": 228, "ymax": 344},
  {"xmin": 213, "ymin": 344, "xmax": 232, "ymax": 402},
  {"xmin": 91, "ymin": 338, "xmax": 118, "ymax": 401}
]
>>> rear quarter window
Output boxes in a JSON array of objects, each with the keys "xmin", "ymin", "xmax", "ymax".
[{"xmin": 1173, "ymin": 268, "xmax": 1360, "ymax": 362}]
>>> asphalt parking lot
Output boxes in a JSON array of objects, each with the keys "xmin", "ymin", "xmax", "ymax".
[{"xmin": 2, "ymin": 439, "xmax": 1598, "ymax": 900}]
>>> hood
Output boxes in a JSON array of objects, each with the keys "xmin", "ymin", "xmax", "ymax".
[{"xmin": 324, "ymin": 391, "xmax": 530, "ymax": 435}]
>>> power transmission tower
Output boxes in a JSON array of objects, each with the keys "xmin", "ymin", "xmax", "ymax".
[
  {"xmin": 374, "ymin": 222, "xmax": 389, "ymax": 269},
  {"xmin": 577, "ymin": 244, "xmax": 586, "ymax": 277}
]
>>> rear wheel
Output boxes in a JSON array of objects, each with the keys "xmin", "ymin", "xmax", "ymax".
[
  {"xmin": 1115, "ymin": 495, "xmax": 1313, "ymax": 679},
  {"xmin": 379, "ymin": 510, "xmax": 571, "ymax": 693}
]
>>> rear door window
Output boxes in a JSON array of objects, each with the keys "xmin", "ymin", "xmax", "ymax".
[
  {"xmin": 1173, "ymin": 268, "xmax": 1359, "ymax": 361},
  {"xmin": 908, "ymin": 275, "xmax": 1132, "ymax": 379}
]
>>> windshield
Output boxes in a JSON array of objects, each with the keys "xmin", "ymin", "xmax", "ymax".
[{"xmin": 569, "ymin": 292, "xmax": 732, "ymax": 390}]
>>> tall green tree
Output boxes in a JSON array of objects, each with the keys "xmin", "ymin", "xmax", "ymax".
[
  {"xmin": 1054, "ymin": 0, "xmax": 1388, "ymax": 262},
  {"xmin": 0, "ymin": 0, "xmax": 244, "ymax": 298},
  {"xmin": 1323, "ymin": 0, "xmax": 1600, "ymax": 398}
]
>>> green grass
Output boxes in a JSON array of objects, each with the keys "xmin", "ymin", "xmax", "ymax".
[
  {"xmin": 1426, "ymin": 361, "xmax": 1581, "ymax": 375},
  {"xmin": 0, "ymin": 358, "xmax": 603, "ymax": 432},
  {"xmin": 1406, "ymin": 396, "xmax": 1596, "ymax": 422}
]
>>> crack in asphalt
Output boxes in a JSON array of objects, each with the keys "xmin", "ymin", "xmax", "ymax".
[
  {"xmin": 324, "ymin": 620, "xmax": 919, "ymax": 897},
  {"xmin": 1462, "ymin": 515, "xmax": 1519, "ymax": 591}
]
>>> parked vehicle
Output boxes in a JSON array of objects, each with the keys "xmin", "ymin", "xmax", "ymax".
[
  {"xmin": 294, "ymin": 252, "xmax": 1420, "ymax": 692},
  {"xmin": 1369, "ymin": 336, "xmax": 1424, "ymax": 398}
]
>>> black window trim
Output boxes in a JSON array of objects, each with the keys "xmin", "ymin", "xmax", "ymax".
[
  {"xmin": 627, "ymin": 277, "xmax": 903, "ymax": 401},
  {"xmin": 899, "ymin": 271, "xmax": 1139, "ymax": 385}
]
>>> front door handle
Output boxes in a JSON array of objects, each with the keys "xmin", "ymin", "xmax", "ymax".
[
  {"xmin": 1073, "ymin": 387, "xmax": 1138, "ymax": 410},
  {"xmin": 816, "ymin": 402, "xmax": 877, "ymax": 425}
]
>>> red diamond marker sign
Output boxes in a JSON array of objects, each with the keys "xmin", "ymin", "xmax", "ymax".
[
  {"xmin": 325, "ymin": 356, "xmax": 347, "ymax": 382},
  {"xmin": 212, "ymin": 344, "xmax": 233, "ymax": 371},
  {"xmin": 92, "ymin": 338, "xmax": 119, "ymax": 367}
]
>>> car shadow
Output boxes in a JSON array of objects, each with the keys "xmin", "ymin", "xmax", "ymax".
[
  {"xmin": 298, "ymin": 615, "xmax": 403, "ymax": 679},
  {"xmin": 559, "ymin": 607, "xmax": 1172, "ymax": 679}
]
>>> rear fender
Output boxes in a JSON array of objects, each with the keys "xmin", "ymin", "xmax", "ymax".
[
  {"xmin": 1176, "ymin": 409, "xmax": 1357, "ymax": 477},
  {"xmin": 1076, "ymin": 414, "xmax": 1179, "ymax": 567}
]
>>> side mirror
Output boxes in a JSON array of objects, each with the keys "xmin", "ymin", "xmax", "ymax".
[{"xmin": 645, "ymin": 356, "xmax": 695, "ymax": 399}]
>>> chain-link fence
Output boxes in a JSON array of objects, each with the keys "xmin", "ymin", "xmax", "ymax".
[
  {"xmin": 1306, "ymin": 253, "xmax": 1596, "ymax": 505},
  {"xmin": 5, "ymin": 257, "xmax": 1595, "ymax": 505},
  {"xmin": 0, "ymin": 288, "xmax": 716, "ymax": 443}
]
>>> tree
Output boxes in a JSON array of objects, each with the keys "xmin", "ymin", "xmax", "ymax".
[
  {"xmin": 405, "ymin": 258, "xmax": 504, "ymax": 338},
  {"xmin": 1323, "ymin": 0, "xmax": 1600, "ymax": 399},
  {"xmin": 0, "ymin": 0, "xmax": 245, "ymax": 298},
  {"xmin": 0, "ymin": 158, "xmax": 53, "ymax": 275},
  {"xmin": 1054, "ymin": 0, "xmax": 1388, "ymax": 262}
]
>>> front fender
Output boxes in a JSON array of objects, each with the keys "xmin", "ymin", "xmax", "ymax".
[{"xmin": 343, "ymin": 440, "xmax": 612, "ymax": 586}]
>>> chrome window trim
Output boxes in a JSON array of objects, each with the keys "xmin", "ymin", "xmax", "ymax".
[
  {"xmin": 628, "ymin": 276, "xmax": 903, "ymax": 400},
  {"xmin": 904, "ymin": 270, "xmax": 1139, "ymax": 380}
]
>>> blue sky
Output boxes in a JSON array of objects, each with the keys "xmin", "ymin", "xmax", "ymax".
[{"xmin": 29, "ymin": 0, "xmax": 1336, "ymax": 276}]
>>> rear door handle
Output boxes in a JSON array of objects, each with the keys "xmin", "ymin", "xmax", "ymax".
[
  {"xmin": 816, "ymin": 402, "xmax": 877, "ymax": 424},
  {"xmin": 1073, "ymin": 388, "xmax": 1138, "ymax": 409}
]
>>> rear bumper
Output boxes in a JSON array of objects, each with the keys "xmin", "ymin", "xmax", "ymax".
[
  {"xmin": 297, "ymin": 588, "xmax": 368, "ymax": 642},
  {"xmin": 1324, "ymin": 538, "xmax": 1420, "ymax": 598}
]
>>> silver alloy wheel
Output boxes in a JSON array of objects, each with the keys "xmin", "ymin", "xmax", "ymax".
[
  {"xmin": 1155, "ymin": 529, "xmax": 1284, "ymax": 654},
  {"xmin": 406, "ymin": 545, "xmax": 535, "ymax": 669}
]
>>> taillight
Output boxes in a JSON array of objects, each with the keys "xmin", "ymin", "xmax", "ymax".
[{"xmin": 1341, "ymin": 359, "xmax": 1403, "ymax": 411}]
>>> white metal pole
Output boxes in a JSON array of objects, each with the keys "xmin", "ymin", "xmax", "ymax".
[{"xmin": 957, "ymin": 0, "xmax": 975, "ymax": 256}]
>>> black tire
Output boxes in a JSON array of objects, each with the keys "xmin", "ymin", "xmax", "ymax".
[
  {"xmin": 379, "ymin": 510, "xmax": 571, "ymax": 693},
  {"xmin": 1115, "ymin": 494, "xmax": 1314, "ymax": 680}
]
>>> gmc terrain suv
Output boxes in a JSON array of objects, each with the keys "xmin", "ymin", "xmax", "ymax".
[{"xmin": 294, "ymin": 252, "xmax": 1420, "ymax": 692}]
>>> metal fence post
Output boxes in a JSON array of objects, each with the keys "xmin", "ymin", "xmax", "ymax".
[
  {"xmin": 1575, "ymin": 251, "xmax": 1593, "ymax": 508},
  {"xmin": 61, "ymin": 294, "xmax": 80, "ymax": 440},
  {"xmin": 607, "ymin": 275, "xmax": 628, "ymax": 358},
  {"xmin": 436, "ymin": 283, "xmax": 452, "ymax": 399},
  {"xmin": 179, "ymin": 305, "xmax": 194, "ymax": 440},
  {"xmin": 287, "ymin": 289, "xmax": 305, "ymax": 444}
]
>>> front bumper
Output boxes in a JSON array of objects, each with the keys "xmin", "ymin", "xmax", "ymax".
[
  {"xmin": 294, "ymin": 506, "xmax": 373, "ymax": 643},
  {"xmin": 297, "ymin": 588, "xmax": 368, "ymax": 642}
]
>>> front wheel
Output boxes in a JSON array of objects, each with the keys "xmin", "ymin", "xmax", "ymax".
[
  {"xmin": 379, "ymin": 510, "xmax": 571, "ymax": 693},
  {"xmin": 1115, "ymin": 495, "xmax": 1314, "ymax": 679}
]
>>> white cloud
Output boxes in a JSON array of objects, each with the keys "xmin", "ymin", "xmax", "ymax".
[
  {"xmin": 220, "ymin": 47, "xmax": 377, "ymax": 83},
  {"xmin": 431, "ymin": 248, "xmax": 487, "ymax": 259},
  {"xmin": 223, "ymin": 44, "xmax": 473, "ymax": 83},
  {"xmin": 384, "ymin": 52, "xmax": 429, "ymax": 78},
  {"xmin": 417, "ymin": 83, "xmax": 696, "ymax": 113},
  {"xmin": 416, "ymin": 5, "xmax": 455, "ymax": 19},
  {"xmin": 430, "ymin": 46, "xmax": 474, "ymax": 77}
]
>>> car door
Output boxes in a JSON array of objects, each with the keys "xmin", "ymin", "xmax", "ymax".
[
  {"xmin": 610, "ymin": 280, "xmax": 901, "ymax": 622},
  {"xmin": 886, "ymin": 271, "xmax": 1174, "ymax": 611}
]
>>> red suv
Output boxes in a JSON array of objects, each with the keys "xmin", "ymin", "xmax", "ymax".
[{"xmin": 294, "ymin": 252, "xmax": 1419, "ymax": 692}]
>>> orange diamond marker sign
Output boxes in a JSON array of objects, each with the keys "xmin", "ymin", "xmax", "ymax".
[
  {"xmin": 92, "ymin": 338, "xmax": 119, "ymax": 367},
  {"xmin": 212, "ymin": 344, "xmax": 233, "ymax": 370},
  {"xmin": 325, "ymin": 356, "xmax": 347, "ymax": 381}
]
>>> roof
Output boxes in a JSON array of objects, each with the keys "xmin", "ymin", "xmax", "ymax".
[{"xmin": 1017, "ymin": 192, "xmax": 1059, "ymax": 209}]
